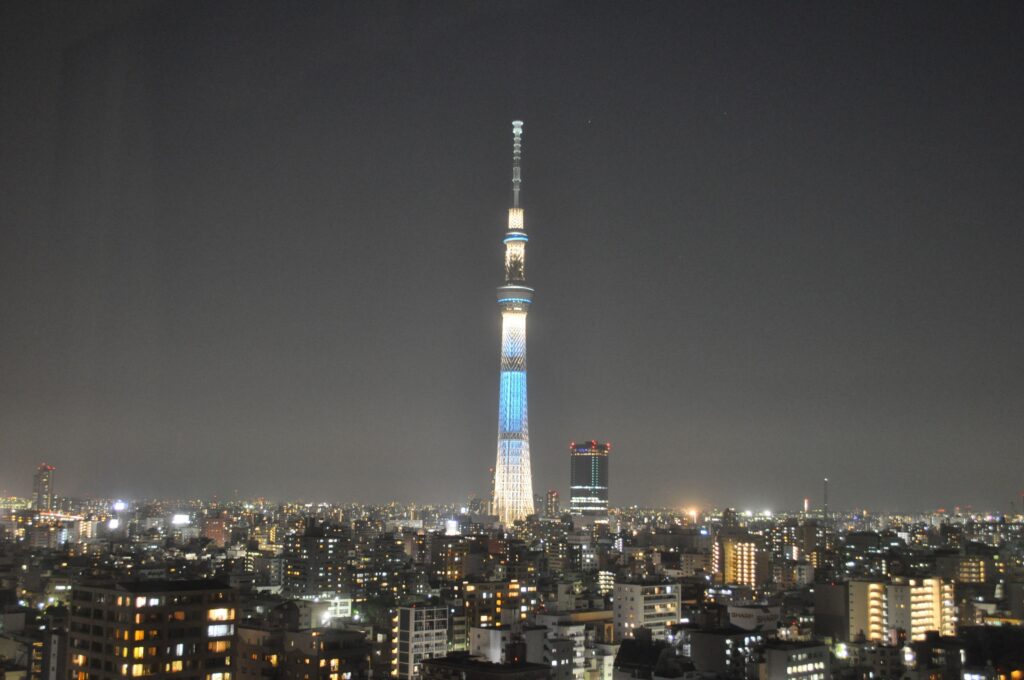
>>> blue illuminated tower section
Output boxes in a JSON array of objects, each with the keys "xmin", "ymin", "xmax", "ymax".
[{"xmin": 492, "ymin": 120, "xmax": 535, "ymax": 525}]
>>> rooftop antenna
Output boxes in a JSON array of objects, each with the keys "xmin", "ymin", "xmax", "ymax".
[
  {"xmin": 823, "ymin": 477, "xmax": 829, "ymax": 520},
  {"xmin": 512, "ymin": 120, "xmax": 524, "ymax": 208}
]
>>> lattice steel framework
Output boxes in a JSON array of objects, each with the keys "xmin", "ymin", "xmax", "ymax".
[{"xmin": 493, "ymin": 120, "xmax": 535, "ymax": 525}]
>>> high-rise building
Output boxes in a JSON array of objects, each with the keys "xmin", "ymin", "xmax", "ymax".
[
  {"xmin": 394, "ymin": 604, "xmax": 448, "ymax": 680},
  {"xmin": 468, "ymin": 628, "xmax": 514, "ymax": 664},
  {"xmin": 545, "ymin": 491, "xmax": 560, "ymax": 518},
  {"xmin": 201, "ymin": 513, "xmax": 230, "ymax": 548},
  {"xmin": 612, "ymin": 581, "xmax": 680, "ymax": 641},
  {"xmin": 33, "ymin": 463, "xmax": 55, "ymax": 511},
  {"xmin": 885, "ymin": 578, "xmax": 956, "ymax": 641},
  {"xmin": 429, "ymin": 535, "xmax": 470, "ymax": 585},
  {"xmin": 687, "ymin": 629, "xmax": 765, "ymax": 678},
  {"xmin": 237, "ymin": 622, "xmax": 371, "ymax": 680},
  {"xmin": 935, "ymin": 553, "xmax": 994, "ymax": 584},
  {"xmin": 280, "ymin": 629, "xmax": 371, "ymax": 680},
  {"xmin": 531, "ymin": 614, "xmax": 589, "ymax": 680},
  {"xmin": 830, "ymin": 577, "xmax": 956, "ymax": 643},
  {"xmin": 569, "ymin": 441, "xmax": 610, "ymax": 516},
  {"xmin": 492, "ymin": 121, "xmax": 535, "ymax": 525},
  {"xmin": 487, "ymin": 467, "xmax": 496, "ymax": 515},
  {"xmin": 522, "ymin": 626, "xmax": 576, "ymax": 680},
  {"xmin": 713, "ymin": 531, "xmax": 769, "ymax": 589},
  {"xmin": 283, "ymin": 522, "xmax": 347, "ymax": 597},
  {"xmin": 68, "ymin": 579, "xmax": 235, "ymax": 680},
  {"xmin": 462, "ymin": 580, "xmax": 539, "ymax": 632}
]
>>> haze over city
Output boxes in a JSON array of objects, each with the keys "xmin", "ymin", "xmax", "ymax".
[{"xmin": 2, "ymin": 2, "xmax": 1022, "ymax": 510}]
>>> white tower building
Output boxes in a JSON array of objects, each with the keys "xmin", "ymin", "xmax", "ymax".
[{"xmin": 492, "ymin": 120, "xmax": 535, "ymax": 525}]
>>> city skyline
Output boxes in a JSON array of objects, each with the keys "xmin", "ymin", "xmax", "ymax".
[
  {"xmin": 5, "ymin": 458, "xmax": 1021, "ymax": 517},
  {"xmin": 1, "ymin": 3, "xmax": 1022, "ymax": 509}
]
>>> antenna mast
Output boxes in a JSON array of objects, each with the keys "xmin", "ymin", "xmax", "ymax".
[{"xmin": 512, "ymin": 120, "xmax": 523, "ymax": 208}]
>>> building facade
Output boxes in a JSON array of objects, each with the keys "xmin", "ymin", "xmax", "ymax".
[
  {"xmin": 545, "ymin": 491, "xmax": 560, "ymax": 518},
  {"xmin": 69, "ymin": 580, "xmax": 235, "ymax": 680},
  {"xmin": 762, "ymin": 642, "xmax": 830, "ymax": 680},
  {"xmin": 886, "ymin": 578, "xmax": 956, "ymax": 641},
  {"xmin": 568, "ymin": 442, "xmax": 609, "ymax": 517},
  {"xmin": 395, "ymin": 604, "xmax": 448, "ymax": 680},
  {"xmin": 283, "ymin": 523, "xmax": 346, "ymax": 597},
  {"xmin": 612, "ymin": 582, "xmax": 680, "ymax": 642},
  {"xmin": 33, "ymin": 464, "xmax": 55, "ymax": 512},
  {"xmin": 714, "ymin": 533, "xmax": 768, "ymax": 590},
  {"xmin": 463, "ymin": 581, "xmax": 539, "ymax": 633},
  {"xmin": 844, "ymin": 578, "xmax": 957, "ymax": 643}
]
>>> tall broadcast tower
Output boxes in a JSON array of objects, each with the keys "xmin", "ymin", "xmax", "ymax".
[{"xmin": 492, "ymin": 120, "xmax": 535, "ymax": 525}]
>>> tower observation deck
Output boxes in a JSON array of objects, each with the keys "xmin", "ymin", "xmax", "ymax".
[{"xmin": 492, "ymin": 120, "xmax": 535, "ymax": 525}]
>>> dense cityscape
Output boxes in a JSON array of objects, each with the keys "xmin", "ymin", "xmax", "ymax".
[
  {"xmin": 3, "ymin": 102, "xmax": 1023, "ymax": 680},
  {"xmin": 2, "ymin": 460, "xmax": 1024, "ymax": 680},
  {"xmin": 3, "ymin": 3, "xmax": 1023, "ymax": 680}
]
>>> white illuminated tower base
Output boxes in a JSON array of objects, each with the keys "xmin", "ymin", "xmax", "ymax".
[{"xmin": 492, "ymin": 121, "xmax": 535, "ymax": 525}]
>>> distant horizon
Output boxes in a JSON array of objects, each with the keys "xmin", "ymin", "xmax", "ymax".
[{"xmin": 4, "ymin": 480, "xmax": 1019, "ymax": 519}]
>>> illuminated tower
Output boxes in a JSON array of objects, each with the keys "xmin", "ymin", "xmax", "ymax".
[{"xmin": 492, "ymin": 120, "xmax": 535, "ymax": 525}]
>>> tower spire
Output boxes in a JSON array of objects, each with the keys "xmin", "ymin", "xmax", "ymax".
[
  {"xmin": 492, "ymin": 120, "xmax": 535, "ymax": 525},
  {"xmin": 512, "ymin": 120, "xmax": 523, "ymax": 208}
]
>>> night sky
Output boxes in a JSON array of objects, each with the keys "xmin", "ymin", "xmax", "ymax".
[{"xmin": 2, "ymin": 2, "xmax": 1022, "ymax": 511}]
